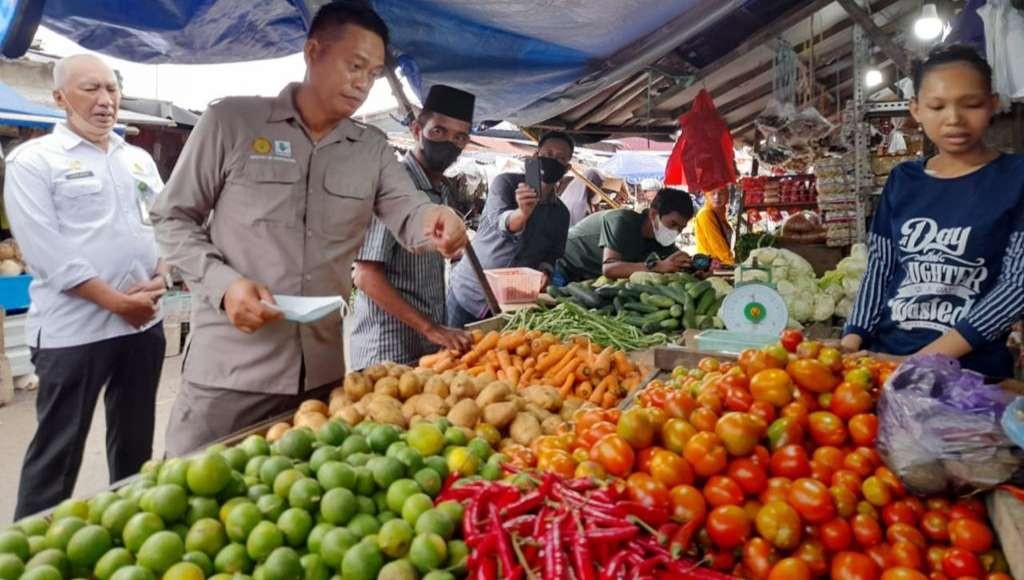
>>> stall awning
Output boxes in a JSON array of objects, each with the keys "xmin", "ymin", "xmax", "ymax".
[
  {"xmin": 0, "ymin": 80, "xmax": 64, "ymax": 128},
  {"xmin": 599, "ymin": 151, "xmax": 670, "ymax": 184}
]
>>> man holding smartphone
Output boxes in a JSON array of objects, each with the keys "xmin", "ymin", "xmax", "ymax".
[{"xmin": 447, "ymin": 132, "xmax": 574, "ymax": 327}]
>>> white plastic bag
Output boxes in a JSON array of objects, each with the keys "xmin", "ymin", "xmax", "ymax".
[{"xmin": 978, "ymin": 0, "xmax": 1024, "ymax": 111}]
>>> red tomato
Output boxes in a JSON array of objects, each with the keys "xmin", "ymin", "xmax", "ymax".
[
  {"xmin": 669, "ymin": 484, "xmax": 706, "ymax": 524},
  {"xmin": 808, "ymin": 411, "xmax": 848, "ymax": 446},
  {"xmin": 749, "ymin": 400, "xmax": 777, "ymax": 426},
  {"xmin": 950, "ymin": 498, "xmax": 986, "ymax": 521},
  {"xmin": 707, "ymin": 550, "xmax": 735, "ymax": 572},
  {"xmin": 760, "ymin": 477, "xmax": 793, "ymax": 504},
  {"xmin": 831, "ymin": 551, "xmax": 881, "ymax": 580},
  {"xmin": 690, "ymin": 407, "xmax": 719, "ymax": 432},
  {"xmin": 830, "ymin": 485, "xmax": 858, "ymax": 518},
  {"xmin": 883, "ymin": 502, "xmax": 919, "ymax": 527},
  {"xmin": 888, "ymin": 540, "xmax": 925, "ymax": 571},
  {"xmin": 768, "ymin": 557, "xmax": 812, "ymax": 580},
  {"xmin": 865, "ymin": 544, "xmax": 891, "ymax": 571},
  {"xmin": 819, "ymin": 517, "xmax": 853, "ymax": 552},
  {"xmin": 750, "ymin": 369, "xmax": 795, "ymax": 408},
  {"xmin": 715, "ymin": 412, "xmax": 763, "ymax": 456},
  {"xmin": 886, "ymin": 523, "xmax": 927, "ymax": 549},
  {"xmin": 755, "ymin": 500, "xmax": 803, "ymax": 550},
  {"xmin": 987, "ymin": 574, "xmax": 1014, "ymax": 580},
  {"xmin": 781, "ymin": 402, "xmax": 811, "ymax": 429},
  {"xmin": 698, "ymin": 357, "xmax": 721, "ymax": 373},
  {"xmin": 742, "ymin": 537, "xmax": 778, "ymax": 580},
  {"xmin": 920, "ymin": 510, "xmax": 949, "ymax": 542},
  {"xmin": 724, "ymin": 385, "xmax": 754, "ymax": 412},
  {"xmin": 660, "ymin": 418, "xmax": 698, "ymax": 454},
  {"xmin": 577, "ymin": 420, "xmax": 616, "ymax": 449},
  {"xmin": 589, "ymin": 434, "xmax": 635, "ymax": 477},
  {"xmin": 663, "ymin": 390, "xmax": 698, "ymax": 420},
  {"xmin": 795, "ymin": 539, "xmax": 829, "ymax": 577},
  {"xmin": 852, "ymin": 514, "xmax": 883, "ymax": 547},
  {"xmin": 813, "ymin": 446, "xmax": 845, "ymax": 471},
  {"xmin": 618, "ymin": 408, "xmax": 656, "ymax": 449},
  {"xmin": 739, "ymin": 348, "xmax": 784, "ymax": 377},
  {"xmin": 810, "ymin": 460, "xmax": 834, "ymax": 485},
  {"xmin": 648, "ymin": 449, "xmax": 694, "ymax": 489},
  {"xmin": 625, "ymin": 472, "xmax": 669, "ymax": 510},
  {"xmin": 780, "ymin": 330, "xmax": 804, "ymax": 353},
  {"xmin": 848, "ymin": 414, "xmax": 879, "ymax": 446},
  {"xmin": 874, "ymin": 467, "xmax": 906, "ymax": 499},
  {"xmin": 706, "ymin": 505, "xmax": 752, "ymax": 549},
  {"xmin": 728, "ymin": 457, "xmax": 768, "ymax": 495},
  {"xmin": 830, "ymin": 383, "xmax": 874, "ymax": 419},
  {"xmin": 787, "ymin": 359, "xmax": 841, "ymax": 393},
  {"xmin": 948, "ymin": 518, "xmax": 994, "ymax": 554},
  {"xmin": 881, "ymin": 568, "xmax": 928, "ymax": 580},
  {"xmin": 771, "ymin": 444, "xmax": 812, "ymax": 479},
  {"xmin": 683, "ymin": 432, "xmax": 728, "ymax": 477},
  {"xmin": 636, "ymin": 447, "xmax": 660, "ymax": 473},
  {"xmin": 796, "ymin": 340, "xmax": 823, "ymax": 360},
  {"xmin": 787, "ymin": 478, "xmax": 835, "ymax": 524},
  {"xmin": 925, "ymin": 497, "xmax": 951, "ymax": 514},
  {"xmin": 941, "ymin": 547, "xmax": 983, "ymax": 578},
  {"xmin": 818, "ymin": 347, "xmax": 843, "ymax": 372},
  {"xmin": 766, "ymin": 417, "xmax": 805, "ymax": 451},
  {"xmin": 703, "ymin": 475, "xmax": 745, "ymax": 508},
  {"xmin": 832, "ymin": 469, "xmax": 864, "ymax": 496},
  {"xmin": 925, "ymin": 546, "xmax": 947, "ymax": 573}
]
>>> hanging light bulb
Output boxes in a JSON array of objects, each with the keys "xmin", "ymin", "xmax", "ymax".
[
  {"xmin": 865, "ymin": 69, "xmax": 884, "ymax": 88},
  {"xmin": 914, "ymin": 4, "xmax": 943, "ymax": 40}
]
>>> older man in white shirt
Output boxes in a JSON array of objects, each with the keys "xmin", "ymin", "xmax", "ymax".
[{"xmin": 4, "ymin": 54, "xmax": 168, "ymax": 518}]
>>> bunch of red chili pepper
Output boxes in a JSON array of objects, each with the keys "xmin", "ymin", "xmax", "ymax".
[{"xmin": 435, "ymin": 471, "xmax": 734, "ymax": 580}]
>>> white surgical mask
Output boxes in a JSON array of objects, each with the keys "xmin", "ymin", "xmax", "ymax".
[
  {"xmin": 652, "ymin": 214, "xmax": 679, "ymax": 246},
  {"xmin": 59, "ymin": 90, "xmax": 115, "ymax": 143}
]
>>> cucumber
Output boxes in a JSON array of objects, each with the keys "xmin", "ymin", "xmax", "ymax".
[
  {"xmin": 683, "ymin": 299, "xmax": 698, "ymax": 329},
  {"xmin": 613, "ymin": 296, "xmax": 626, "ymax": 314},
  {"xmin": 547, "ymin": 285, "xmax": 565, "ymax": 298},
  {"xmin": 641, "ymin": 310, "xmax": 673, "ymax": 324},
  {"xmin": 661, "ymin": 285, "xmax": 691, "ymax": 306},
  {"xmin": 642, "ymin": 322, "xmax": 662, "ymax": 334},
  {"xmin": 687, "ymin": 280, "xmax": 712, "ymax": 299},
  {"xmin": 624, "ymin": 316, "xmax": 647, "ymax": 328},
  {"xmin": 659, "ymin": 318, "xmax": 680, "ymax": 331},
  {"xmin": 669, "ymin": 304, "xmax": 683, "ymax": 318},
  {"xmin": 624, "ymin": 302, "xmax": 660, "ymax": 314},
  {"xmin": 640, "ymin": 293, "xmax": 675, "ymax": 309},
  {"xmin": 677, "ymin": 272, "xmax": 699, "ymax": 285},
  {"xmin": 564, "ymin": 283, "xmax": 603, "ymax": 309},
  {"xmin": 629, "ymin": 283, "xmax": 663, "ymax": 295},
  {"xmin": 595, "ymin": 286, "xmax": 621, "ymax": 299},
  {"xmin": 596, "ymin": 304, "xmax": 615, "ymax": 316},
  {"xmin": 696, "ymin": 288, "xmax": 717, "ymax": 315}
]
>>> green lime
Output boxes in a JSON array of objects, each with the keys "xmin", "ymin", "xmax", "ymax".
[
  {"xmin": 308, "ymin": 447, "xmax": 340, "ymax": 473},
  {"xmin": 245, "ymin": 457, "xmax": 268, "ymax": 479},
  {"xmin": 385, "ymin": 442, "xmax": 408, "ymax": 459},
  {"xmin": 372, "ymin": 491, "xmax": 389, "ymax": 514},
  {"xmin": 446, "ymin": 448, "xmax": 479, "ymax": 477},
  {"xmin": 53, "ymin": 498, "xmax": 89, "ymax": 521},
  {"xmin": 0, "ymin": 554, "xmax": 24, "ymax": 580},
  {"xmin": 214, "ymin": 543, "xmax": 251, "ymax": 575},
  {"xmin": 163, "ymin": 561, "xmax": 205, "ymax": 580},
  {"xmin": 345, "ymin": 514, "xmax": 379, "ymax": 539},
  {"xmin": 407, "ymin": 424, "xmax": 444, "ymax": 457},
  {"xmin": 376, "ymin": 520, "xmax": 412, "ymax": 558},
  {"xmin": 278, "ymin": 430, "xmax": 315, "ymax": 461},
  {"xmin": 423, "ymin": 572, "xmax": 455, "ymax": 580},
  {"xmin": 182, "ymin": 551, "xmax": 214, "ymax": 577},
  {"xmin": 246, "ymin": 522, "xmax": 283, "ymax": 562},
  {"xmin": 408, "ymin": 533, "xmax": 446, "ymax": 574},
  {"xmin": 187, "ymin": 454, "xmax": 232, "ymax": 497},
  {"xmin": 45, "ymin": 515, "xmax": 87, "ymax": 551},
  {"xmin": 221, "ymin": 447, "xmax": 250, "ymax": 473},
  {"xmin": 185, "ymin": 518, "xmax": 227, "ymax": 558},
  {"xmin": 27, "ymin": 536, "xmax": 45, "ymax": 557},
  {"xmin": 136, "ymin": 530, "xmax": 184, "ymax": 574},
  {"xmin": 339, "ymin": 542, "xmax": 382, "ymax": 580},
  {"xmin": 94, "ymin": 547, "xmax": 134, "ymax": 580},
  {"xmin": 293, "ymin": 463, "xmax": 313, "ymax": 478},
  {"xmin": 377, "ymin": 560, "xmax": 416, "ymax": 580},
  {"xmin": 305, "ymin": 524, "xmax": 334, "ymax": 556},
  {"xmin": 354, "ymin": 497, "xmax": 376, "ymax": 516},
  {"xmin": 367, "ymin": 457, "xmax": 404, "ymax": 489},
  {"xmin": 376, "ymin": 511, "xmax": 397, "ymax": 524},
  {"xmin": 352, "ymin": 468, "xmax": 375, "ymax": 497},
  {"xmin": 338, "ymin": 435, "xmax": 369, "ymax": 459},
  {"xmin": 110, "ymin": 565, "xmax": 156, "ymax": 580},
  {"xmin": 218, "ymin": 472, "xmax": 248, "ymax": 503},
  {"xmin": 466, "ymin": 438, "xmax": 492, "ymax": 461},
  {"xmin": 144, "ymin": 484, "xmax": 189, "ymax": 523},
  {"xmin": 123, "ymin": 512, "xmax": 166, "ymax": 554},
  {"xmin": 0, "ymin": 530, "xmax": 30, "ymax": 561},
  {"xmin": 170, "ymin": 522, "xmax": 190, "ymax": 542},
  {"xmin": 89, "ymin": 491, "xmax": 121, "ymax": 525},
  {"xmin": 480, "ymin": 462, "xmax": 502, "ymax": 481},
  {"xmin": 259, "ymin": 457, "xmax": 294, "ymax": 488},
  {"xmin": 272, "ymin": 469, "xmax": 305, "ymax": 500},
  {"xmin": 385, "ymin": 480, "xmax": 421, "ymax": 514},
  {"xmin": 262, "ymin": 547, "xmax": 302, "ymax": 580},
  {"xmin": 287, "ymin": 478, "xmax": 322, "ymax": 512},
  {"xmin": 26, "ymin": 548, "xmax": 68, "ymax": 577},
  {"xmin": 317, "ymin": 529, "xmax": 356, "ymax": 570},
  {"xmin": 443, "ymin": 427, "xmax": 468, "ymax": 447},
  {"xmin": 400, "ymin": 495, "xmax": 433, "ymax": 527},
  {"xmin": 276, "ymin": 509, "xmax": 313, "ymax": 549},
  {"xmin": 15, "ymin": 517, "xmax": 49, "ymax": 538},
  {"xmin": 184, "ymin": 497, "xmax": 219, "ymax": 527},
  {"xmin": 413, "ymin": 468, "xmax": 442, "ymax": 497},
  {"xmin": 299, "ymin": 554, "xmax": 329, "ymax": 580},
  {"xmin": 367, "ymin": 425, "xmax": 400, "ymax": 455},
  {"xmin": 218, "ymin": 498, "xmax": 250, "ymax": 525},
  {"xmin": 446, "ymin": 539, "xmax": 467, "ymax": 574},
  {"xmin": 316, "ymin": 462, "xmax": 355, "ymax": 492},
  {"xmin": 393, "ymin": 448, "xmax": 424, "ymax": 477},
  {"xmin": 240, "ymin": 435, "xmax": 271, "ymax": 460},
  {"xmin": 319, "ymin": 488, "xmax": 357, "ymax": 526},
  {"xmin": 434, "ymin": 502, "xmax": 463, "ymax": 527},
  {"xmin": 413, "ymin": 510, "xmax": 453, "ymax": 540},
  {"xmin": 157, "ymin": 459, "xmax": 191, "ymax": 488},
  {"xmin": 123, "ymin": 478, "xmax": 158, "ymax": 503},
  {"xmin": 225, "ymin": 502, "xmax": 262, "ymax": 543},
  {"xmin": 353, "ymin": 422, "xmax": 375, "ymax": 437},
  {"xmin": 342, "ymin": 454, "xmax": 369, "ymax": 468},
  {"xmin": 257, "ymin": 494, "xmax": 286, "ymax": 522},
  {"xmin": 23, "ymin": 565, "xmax": 65, "ymax": 580},
  {"xmin": 206, "ymin": 444, "xmax": 228, "ymax": 455},
  {"xmin": 423, "ymin": 457, "xmax": 448, "ymax": 481},
  {"xmin": 317, "ymin": 422, "xmax": 349, "ymax": 447},
  {"xmin": 246, "ymin": 484, "xmax": 272, "ymax": 503}
]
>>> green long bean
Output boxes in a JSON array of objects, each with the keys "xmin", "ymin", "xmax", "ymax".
[{"xmin": 502, "ymin": 302, "xmax": 668, "ymax": 351}]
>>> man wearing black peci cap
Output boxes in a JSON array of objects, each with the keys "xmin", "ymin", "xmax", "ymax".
[{"xmin": 350, "ymin": 84, "xmax": 477, "ymax": 369}]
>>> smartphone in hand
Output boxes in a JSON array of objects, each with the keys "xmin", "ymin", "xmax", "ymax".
[{"xmin": 524, "ymin": 157, "xmax": 543, "ymax": 198}]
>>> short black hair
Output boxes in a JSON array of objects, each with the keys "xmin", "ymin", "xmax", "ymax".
[
  {"xmin": 538, "ymin": 131, "xmax": 575, "ymax": 155},
  {"xmin": 308, "ymin": 1, "xmax": 390, "ymax": 47},
  {"xmin": 912, "ymin": 43, "xmax": 992, "ymax": 95},
  {"xmin": 651, "ymin": 188, "xmax": 695, "ymax": 220}
]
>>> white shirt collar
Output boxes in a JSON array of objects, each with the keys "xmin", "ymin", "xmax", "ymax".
[{"xmin": 53, "ymin": 121, "xmax": 125, "ymax": 152}]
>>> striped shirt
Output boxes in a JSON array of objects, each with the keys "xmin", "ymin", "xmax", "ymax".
[
  {"xmin": 844, "ymin": 154, "xmax": 1024, "ymax": 377},
  {"xmin": 349, "ymin": 153, "xmax": 450, "ymax": 369}
]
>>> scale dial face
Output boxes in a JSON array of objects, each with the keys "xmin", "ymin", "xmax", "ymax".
[{"xmin": 720, "ymin": 283, "xmax": 788, "ymax": 336}]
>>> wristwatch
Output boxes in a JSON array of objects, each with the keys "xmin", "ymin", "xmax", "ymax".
[
  {"xmin": 162, "ymin": 272, "xmax": 174, "ymax": 290},
  {"xmin": 644, "ymin": 255, "xmax": 659, "ymax": 271}
]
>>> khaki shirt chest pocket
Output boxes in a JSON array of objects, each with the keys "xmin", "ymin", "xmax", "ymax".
[
  {"xmin": 225, "ymin": 159, "xmax": 300, "ymax": 225},
  {"xmin": 320, "ymin": 162, "xmax": 374, "ymax": 239},
  {"xmin": 53, "ymin": 177, "xmax": 110, "ymax": 225}
]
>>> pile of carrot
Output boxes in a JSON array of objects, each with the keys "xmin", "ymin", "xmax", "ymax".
[{"xmin": 418, "ymin": 330, "xmax": 644, "ymax": 409}]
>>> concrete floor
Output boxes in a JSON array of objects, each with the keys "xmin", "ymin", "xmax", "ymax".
[{"xmin": 0, "ymin": 354, "xmax": 184, "ymax": 525}]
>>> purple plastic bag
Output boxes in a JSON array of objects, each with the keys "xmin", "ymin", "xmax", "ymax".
[{"xmin": 877, "ymin": 354, "xmax": 1023, "ymax": 495}]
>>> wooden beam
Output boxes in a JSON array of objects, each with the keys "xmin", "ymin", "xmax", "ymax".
[
  {"xmin": 573, "ymin": 76, "xmax": 655, "ymax": 129},
  {"xmin": 531, "ymin": 123, "xmax": 677, "ymax": 136},
  {"xmin": 566, "ymin": 74, "xmax": 649, "ymax": 128},
  {"xmin": 834, "ymin": 0, "xmax": 912, "ymax": 74}
]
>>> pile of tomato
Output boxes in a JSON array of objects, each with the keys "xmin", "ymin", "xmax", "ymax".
[{"xmin": 523, "ymin": 330, "xmax": 1012, "ymax": 580}]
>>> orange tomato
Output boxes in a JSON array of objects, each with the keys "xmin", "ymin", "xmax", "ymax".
[
  {"xmin": 662, "ymin": 390, "xmax": 698, "ymax": 419},
  {"xmin": 768, "ymin": 558, "xmax": 811, "ymax": 580},
  {"xmin": 626, "ymin": 472, "xmax": 669, "ymax": 510},
  {"xmin": 881, "ymin": 568, "xmax": 928, "ymax": 580},
  {"xmin": 862, "ymin": 476, "xmax": 893, "ymax": 508},
  {"xmin": 574, "ymin": 460, "xmax": 606, "ymax": 480},
  {"xmin": 830, "ymin": 383, "xmax": 874, "ymax": 419},
  {"xmin": 832, "ymin": 469, "xmax": 863, "ymax": 496},
  {"xmin": 787, "ymin": 478, "xmax": 835, "ymax": 524},
  {"xmin": 794, "ymin": 539, "xmax": 829, "ymax": 577},
  {"xmin": 787, "ymin": 359, "xmax": 841, "ymax": 393},
  {"xmin": 706, "ymin": 505, "xmax": 752, "ymax": 549},
  {"xmin": 760, "ymin": 477, "xmax": 793, "ymax": 504},
  {"xmin": 589, "ymin": 433, "xmax": 635, "ymax": 477},
  {"xmin": 947, "ymin": 518, "xmax": 994, "ymax": 554},
  {"xmin": 698, "ymin": 357, "xmax": 721, "ymax": 373},
  {"xmin": 683, "ymin": 432, "xmax": 728, "ymax": 477},
  {"xmin": 808, "ymin": 411, "xmax": 848, "ymax": 446},
  {"xmin": 831, "ymin": 551, "xmax": 881, "ymax": 580},
  {"xmin": 703, "ymin": 475, "xmax": 745, "ymax": 508},
  {"xmin": 660, "ymin": 418, "xmax": 697, "ymax": 454},
  {"xmin": 644, "ymin": 407, "xmax": 668, "ymax": 432},
  {"xmin": 648, "ymin": 449, "xmax": 694, "ymax": 489},
  {"xmin": 617, "ymin": 408, "xmax": 655, "ymax": 449},
  {"xmin": 739, "ymin": 348, "xmax": 784, "ymax": 376},
  {"xmin": 888, "ymin": 541, "xmax": 924, "ymax": 571},
  {"xmin": 848, "ymin": 414, "xmax": 879, "ymax": 446},
  {"xmin": 886, "ymin": 523, "xmax": 927, "ymax": 549},
  {"xmin": 728, "ymin": 457, "xmax": 768, "ymax": 495},
  {"xmin": 749, "ymin": 400, "xmax": 777, "ymax": 426},
  {"xmin": 668, "ymin": 484, "xmax": 706, "ymax": 524},
  {"xmin": 756, "ymin": 500, "xmax": 803, "ymax": 550},
  {"xmin": 635, "ymin": 447, "xmax": 660, "ymax": 473},
  {"xmin": 715, "ymin": 412, "xmax": 763, "ymax": 456},
  {"xmin": 852, "ymin": 513, "xmax": 883, "ymax": 547},
  {"xmin": 537, "ymin": 449, "xmax": 575, "ymax": 478},
  {"xmin": 830, "ymin": 485, "xmax": 858, "ymax": 518},
  {"xmin": 689, "ymin": 406, "xmax": 719, "ymax": 432},
  {"xmin": 750, "ymin": 368, "xmax": 795, "ymax": 408},
  {"xmin": 818, "ymin": 347, "xmax": 844, "ymax": 372},
  {"xmin": 742, "ymin": 537, "xmax": 778, "ymax": 580}
]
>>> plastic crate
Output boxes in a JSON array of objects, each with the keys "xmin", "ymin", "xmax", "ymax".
[
  {"xmin": 694, "ymin": 330, "xmax": 777, "ymax": 355},
  {"xmin": 0, "ymin": 274, "xmax": 31, "ymax": 312},
  {"xmin": 484, "ymin": 268, "xmax": 545, "ymax": 304}
]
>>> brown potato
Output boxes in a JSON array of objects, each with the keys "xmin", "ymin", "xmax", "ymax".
[
  {"xmin": 520, "ymin": 385, "xmax": 562, "ymax": 412},
  {"xmin": 476, "ymin": 381, "xmax": 512, "ymax": 408},
  {"xmin": 333, "ymin": 406, "xmax": 362, "ymax": 426},
  {"xmin": 374, "ymin": 376, "xmax": 400, "ymax": 398},
  {"xmin": 449, "ymin": 375, "xmax": 478, "ymax": 400},
  {"xmin": 388, "ymin": 364, "xmax": 413, "ymax": 378},
  {"xmin": 473, "ymin": 372, "xmax": 497, "ymax": 392},
  {"xmin": 298, "ymin": 399, "xmax": 329, "ymax": 416},
  {"xmin": 482, "ymin": 401, "xmax": 518, "ymax": 429},
  {"xmin": 447, "ymin": 399, "xmax": 481, "ymax": 429},
  {"xmin": 510, "ymin": 414, "xmax": 542, "ymax": 446},
  {"xmin": 560, "ymin": 397, "xmax": 585, "ymax": 420},
  {"xmin": 367, "ymin": 396, "xmax": 405, "ymax": 427},
  {"xmin": 294, "ymin": 411, "xmax": 328, "ymax": 431},
  {"xmin": 266, "ymin": 422, "xmax": 291, "ymax": 443},
  {"xmin": 423, "ymin": 376, "xmax": 449, "ymax": 399},
  {"xmin": 403, "ymin": 395, "xmax": 422, "ymax": 420},
  {"xmin": 523, "ymin": 403, "xmax": 553, "ymax": 423},
  {"xmin": 343, "ymin": 372, "xmax": 371, "ymax": 401},
  {"xmin": 330, "ymin": 386, "xmax": 347, "ymax": 401},
  {"xmin": 398, "ymin": 373, "xmax": 422, "ymax": 399},
  {"xmin": 329, "ymin": 394, "xmax": 352, "ymax": 416},
  {"xmin": 414, "ymin": 393, "xmax": 447, "ymax": 417},
  {"xmin": 542, "ymin": 416, "xmax": 563, "ymax": 435},
  {"xmin": 363, "ymin": 364, "xmax": 389, "ymax": 384}
]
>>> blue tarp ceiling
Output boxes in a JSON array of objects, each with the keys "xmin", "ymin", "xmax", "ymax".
[
  {"xmin": 599, "ymin": 151, "xmax": 670, "ymax": 184},
  {"xmin": 0, "ymin": 81, "xmax": 65, "ymax": 128},
  {"xmin": 27, "ymin": 0, "xmax": 704, "ymax": 123}
]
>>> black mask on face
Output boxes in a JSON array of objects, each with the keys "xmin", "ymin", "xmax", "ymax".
[
  {"xmin": 539, "ymin": 156, "xmax": 569, "ymax": 184},
  {"xmin": 419, "ymin": 137, "xmax": 462, "ymax": 172}
]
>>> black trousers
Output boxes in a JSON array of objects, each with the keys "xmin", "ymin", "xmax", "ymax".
[{"xmin": 14, "ymin": 323, "xmax": 165, "ymax": 519}]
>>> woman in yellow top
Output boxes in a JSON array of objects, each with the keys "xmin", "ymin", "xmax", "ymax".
[{"xmin": 694, "ymin": 187, "xmax": 734, "ymax": 264}]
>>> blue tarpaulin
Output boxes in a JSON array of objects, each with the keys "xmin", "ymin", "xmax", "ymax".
[
  {"xmin": 0, "ymin": 81, "xmax": 64, "ymax": 128},
  {"xmin": 25, "ymin": 0, "xmax": 710, "ymax": 123},
  {"xmin": 599, "ymin": 151, "xmax": 670, "ymax": 184}
]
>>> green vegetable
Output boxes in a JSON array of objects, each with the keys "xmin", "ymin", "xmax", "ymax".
[
  {"xmin": 659, "ymin": 319, "xmax": 680, "ymax": 330},
  {"xmin": 563, "ymin": 284, "xmax": 603, "ymax": 309},
  {"xmin": 696, "ymin": 289, "xmax": 717, "ymax": 315},
  {"xmin": 669, "ymin": 304, "xmax": 683, "ymax": 318},
  {"xmin": 628, "ymin": 283, "xmax": 663, "ymax": 295},
  {"xmin": 503, "ymin": 302, "xmax": 668, "ymax": 351},
  {"xmin": 613, "ymin": 296, "xmax": 626, "ymax": 315},
  {"xmin": 640, "ymin": 310, "xmax": 673, "ymax": 324},
  {"xmin": 623, "ymin": 302, "xmax": 659, "ymax": 314},
  {"xmin": 547, "ymin": 285, "xmax": 564, "ymax": 298},
  {"xmin": 734, "ymin": 232, "xmax": 777, "ymax": 263},
  {"xmin": 627, "ymin": 271, "xmax": 665, "ymax": 286},
  {"xmin": 595, "ymin": 286, "xmax": 621, "ymax": 300},
  {"xmin": 687, "ymin": 281, "xmax": 711, "ymax": 299},
  {"xmin": 660, "ymin": 284, "xmax": 691, "ymax": 306},
  {"xmin": 641, "ymin": 322, "xmax": 661, "ymax": 334},
  {"xmin": 640, "ymin": 293, "xmax": 675, "ymax": 309}
]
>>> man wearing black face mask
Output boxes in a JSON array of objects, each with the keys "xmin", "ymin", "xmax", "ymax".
[
  {"xmin": 350, "ymin": 85, "xmax": 475, "ymax": 369},
  {"xmin": 447, "ymin": 132, "xmax": 574, "ymax": 327}
]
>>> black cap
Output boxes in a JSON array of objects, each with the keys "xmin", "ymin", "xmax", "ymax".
[{"xmin": 422, "ymin": 84, "xmax": 475, "ymax": 124}]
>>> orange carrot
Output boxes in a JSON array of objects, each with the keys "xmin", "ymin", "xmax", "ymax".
[
  {"xmin": 518, "ymin": 367, "xmax": 535, "ymax": 388},
  {"xmin": 589, "ymin": 383, "xmax": 606, "ymax": 405},
  {"xmin": 434, "ymin": 355, "xmax": 456, "ymax": 372},
  {"xmin": 498, "ymin": 330, "xmax": 527, "ymax": 351},
  {"xmin": 544, "ymin": 345, "xmax": 581, "ymax": 379},
  {"xmin": 497, "ymin": 370, "xmax": 507, "ymax": 382},
  {"xmin": 575, "ymin": 364, "xmax": 592, "ymax": 382},
  {"xmin": 576, "ymin": 380, "xmax": 593, "ymax": 401},
  {"xmin": 467, "ymin": 365, "xmax": 489, "ymax": 376},
  {"xmin": 497, "ymin": 349, "xmax": 513, "ymax": 373},
  {"xmin": 419, "ymin": 351, "xmax": 447, "ymax": 368},
  {"xmin": 506, "ymin": 367, "xmax": 521, "ymax": 386},
  {"xmin": 515, "ymin": 343, "xmax": 531, "ymax": 358},
  {"xmin": 462, "ymin": 330, "xmax": 500, "ymax": 365},
  {"xmin": 535, "ymin": 344, "xmax": 569, "ymax": 373},
  {"xmin": 601, "ymin": 390, "xmax": 618, "ymax": 409},
  {"xmin": 613, "ymin": 351, "xmax": 632, "ymax": 376},
  {"xmin": 593, "ymin": 347, "xmax": 614, "ymax": 377},
  {"xmin": 558, "ymin": 372, "xmax": 575, "ymax": 398},
  {"xmin": 551, "ymin": 359, "xmax": 581, "ymax": 387}
]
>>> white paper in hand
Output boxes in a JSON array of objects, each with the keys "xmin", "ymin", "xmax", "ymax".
[{"xmin": 262, "ymin": 295, "xmax": 348, "ymax": 323}]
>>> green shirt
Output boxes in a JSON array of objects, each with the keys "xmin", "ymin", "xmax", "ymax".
[{"xmin": 558, "ymin": 208, "xmax": 675, "ymax": 282}]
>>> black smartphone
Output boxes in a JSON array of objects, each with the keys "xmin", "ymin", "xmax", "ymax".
[{"xmin": 524, "ymin": 157, "xmax": 543, "ymax": 198}]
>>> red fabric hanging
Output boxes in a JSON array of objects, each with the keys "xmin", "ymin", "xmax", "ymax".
[{"xmin": 664, "ymin": 89, "xmax": 737, "ymax": 192}]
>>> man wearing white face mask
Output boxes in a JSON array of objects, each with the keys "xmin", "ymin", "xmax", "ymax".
[
  {"xmin": 558, "ymin": 188, "xmax": 696, "ymax": 282},
  {"xmin": 4, "ymin": 54, "xmax": 168, "ymax": 518}
]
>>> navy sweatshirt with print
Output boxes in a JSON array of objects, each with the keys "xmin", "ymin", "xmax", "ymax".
[{"xmin": 844, "ymin": 154, "xmax": 1024, "ymax": 377}]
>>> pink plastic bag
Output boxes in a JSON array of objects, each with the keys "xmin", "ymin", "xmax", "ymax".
[{"xmin": 665, "ymin": 89, "xmax": 737, "ymax": 192}]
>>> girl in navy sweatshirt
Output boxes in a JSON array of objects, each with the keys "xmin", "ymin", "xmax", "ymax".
[{"xmin": 841, "ymin": 44, "xmax": 1024, "ymax": 377}]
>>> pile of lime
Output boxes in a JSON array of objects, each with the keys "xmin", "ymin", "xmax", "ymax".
[{"xmin": 0, "ymin": 418, "xmax": 507, "ymax": 580}]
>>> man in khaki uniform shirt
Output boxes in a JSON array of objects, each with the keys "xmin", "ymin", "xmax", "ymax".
[{"xmin": 152, "ymin": 3, "xmax": 467, "ymax": 456}]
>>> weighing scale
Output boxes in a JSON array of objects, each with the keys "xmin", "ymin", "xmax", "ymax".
[{"xmin": 696, "ymin": 259, "xmax": 789, "ymax": 354}]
